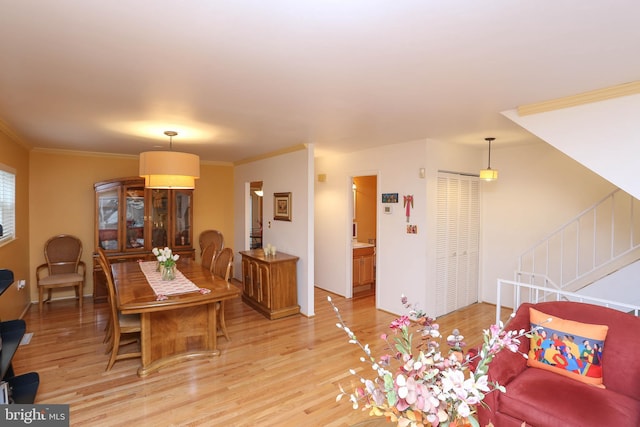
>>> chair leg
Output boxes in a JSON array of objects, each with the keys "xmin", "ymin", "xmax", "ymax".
[
  {"xmin": 106, "ymin": 332, "xmax": 120, "ymax": 371},
  {"xmin": 39, "ymin": 287, "xmax": 44, "ymax": 313},
  {"xmin": 217, "ymin": 301, "xmax": 230, "ymax": 341}
]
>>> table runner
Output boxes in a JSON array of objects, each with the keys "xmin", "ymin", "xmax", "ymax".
[{"xmin": 138, "ymin": 261, "xmax": 201, "ymax": 296}]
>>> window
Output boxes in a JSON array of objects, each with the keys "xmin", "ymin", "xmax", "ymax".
[{"xmin": 0, "ymin": 163, "xmax": 16, "ymax": 246}]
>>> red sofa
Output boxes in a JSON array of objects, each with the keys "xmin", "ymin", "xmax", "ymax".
[{"xmin": 477, "ymin": 301, "xmax": 640, "ymax": 427}]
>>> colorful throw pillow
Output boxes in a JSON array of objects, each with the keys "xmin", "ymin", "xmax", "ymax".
[{"xmin": 527, "ymin": 307, "xmax": 608, "ymax": 387}]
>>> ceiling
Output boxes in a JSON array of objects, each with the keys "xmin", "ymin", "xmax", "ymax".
[{"xmin": 1, "ymin": 1, "xmax": 639, "ymax": 163}]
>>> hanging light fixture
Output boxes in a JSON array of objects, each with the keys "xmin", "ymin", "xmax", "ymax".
[
  {"xmin": 479, "ymin": 137, "xmax": 498, "ymax": 181},
  {"xmin": 139, "ymin": 131, "xmax": 200, "ymax": 189}
]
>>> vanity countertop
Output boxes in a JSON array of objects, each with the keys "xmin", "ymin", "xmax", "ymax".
[{"xmin": 352, "ymin": 241, "xmax": 374, "ymax": 249}]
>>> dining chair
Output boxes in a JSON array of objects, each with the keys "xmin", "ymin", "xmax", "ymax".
[
  {"xmin": 96, "ymin": 249, "xmax": 141, "ymax": 371},
  {"xmin": 201, "ymin": 243, "xmax": 216, "ymax": 272},
  {"xmin": 212, "ymin": 247, "xmax": 234, "ymax": 341},
  {"xmin": 198, "ymin": 229, "xmax": 224, "ymax": 257},
  {"xmin": 96, "ymin": 248, "xmax": 114, "ymax": 345},
  {"xmin": 36, "ymin": 234, "xmax": 86, "ymax": 313}
]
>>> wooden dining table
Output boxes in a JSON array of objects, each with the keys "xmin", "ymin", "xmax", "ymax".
[{"xmin": 111, "ymin": 258, "xmax": 241, "ymax": 377}]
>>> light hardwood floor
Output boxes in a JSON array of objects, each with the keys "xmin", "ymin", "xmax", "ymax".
[{"xmin": 13, "ymin": 286, "xmax": 513, "ymax": 426}]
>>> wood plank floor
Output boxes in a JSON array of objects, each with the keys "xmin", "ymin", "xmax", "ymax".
[{"xmin": 13, "ymin": 286, "xmax": 513, "ymax": 426}]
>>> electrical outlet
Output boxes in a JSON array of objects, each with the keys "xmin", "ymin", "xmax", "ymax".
[{"xmin": 17, "ymin": 279, "xmax": 26, "ymax": 290}]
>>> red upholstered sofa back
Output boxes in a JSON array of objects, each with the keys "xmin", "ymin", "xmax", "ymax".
[{"xmin": 521, "ymin": 301, "xmax": 640, "ymax": 399}]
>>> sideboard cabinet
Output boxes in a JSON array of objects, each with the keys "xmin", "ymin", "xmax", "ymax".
[
  {"xmin": 240, "ymin": 249, "xmax": 300, "ymax": 319},
  {"xmin": 93, "ymin": 177, "xmax": 194, "ymax": 301}
]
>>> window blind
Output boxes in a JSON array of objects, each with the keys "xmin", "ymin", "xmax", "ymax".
[{"xmin": 0, "ymin": 163, "xmax": 16, "ymax": 245}]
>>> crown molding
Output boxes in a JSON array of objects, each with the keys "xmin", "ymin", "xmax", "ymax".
[
  {"xmin": 0, "ymin": 119, "xmax": 31, "ymax": 149},
  {"xmin": 518, "ymin": 81, "xmax": 640, "ymax": 116},
  {"xmin": 234, "ymin": 144, "xmax": 307, "ymax": 166}
]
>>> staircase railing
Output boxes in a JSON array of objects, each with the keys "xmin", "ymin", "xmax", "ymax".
[
  {"xmin": 518, "ymin": 189, "xmax": 640, "ymax": 292},
  {"xmin": 496, "ymin": 279, "xmax": 640, "ymax": 324}
]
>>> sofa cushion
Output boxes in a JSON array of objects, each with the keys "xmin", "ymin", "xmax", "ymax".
[
  {"xmin": 498, "ymin": 368, "xmax": 640, "ymax": 427},
  {"xmin": 527, "ymin": 307, "xmax": 608, "ymax": 387}
]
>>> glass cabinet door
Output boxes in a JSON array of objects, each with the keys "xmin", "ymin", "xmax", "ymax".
[
  {"xmin": 124, "ymin": 186, "xmax": 146, "ymax": 250},
  {"xmin": 97, "ymin": 188, "xmax": 120, "ymax": 251},
  {"xmin": 174, "ymin": 190, "xmax": 192, "ymax": 247},
  {"xmin": 150, "ymin": 189, "xmax": 169, "ymax": 248}
]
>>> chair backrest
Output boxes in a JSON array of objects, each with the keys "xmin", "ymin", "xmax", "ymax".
[
  {"xmin": 199, "ymin": 230, "xmax": 224, "ymax": 256},
  {"xmin": 95, "ymin": 249, "xmax": 120, "ymax": 334},
  {"xmin": 212, "ymin": 247, "xmax": 234, "ymax": 282},
  {"xmin": 44, "ymin": 234, "xmax": 83, "ymax": 275},
  {"xmin": 96, "ymin": 247, "xmax": 112, "ymax": 282},
  {"xmin": 201, "ymin": 243, "xmax": 216, "ymax": 272}
]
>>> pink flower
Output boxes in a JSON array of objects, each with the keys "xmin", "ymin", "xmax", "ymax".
[{"xmin": 390, "ymin": 315, "xmax": 411, "ymax": 331}]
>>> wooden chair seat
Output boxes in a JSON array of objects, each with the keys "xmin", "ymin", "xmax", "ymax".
[
  {"xmin": 118, "ymin": 313, "xmax": 141, "ymax": 331},
  {"xmin": 38, "ymin": 272, "xmax": 84, "ymax": 286}
]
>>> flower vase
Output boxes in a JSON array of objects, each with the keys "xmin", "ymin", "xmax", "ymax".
[{"xmin": 160, "ymin": 264, "xmax": 176, "ymax": 281}]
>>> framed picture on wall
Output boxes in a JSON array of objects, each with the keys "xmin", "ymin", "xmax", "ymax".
[
  {"xmin": 274, "ymin": 192, "xmax": 292, "ymax": 221},
  {"xmin": 382, "ymin": 193, "xmax": 398, "ymax": 203}
]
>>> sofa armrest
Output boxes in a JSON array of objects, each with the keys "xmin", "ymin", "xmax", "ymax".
[
  {"xmin": 478, "ymin": 303, "xmax": 533, "ymax": 426},
  {"xmin": 487, "ymin": 303, "xmax": 533, "ymax": 385}
]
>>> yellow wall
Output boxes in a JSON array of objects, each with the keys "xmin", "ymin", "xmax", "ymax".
[
  {"xmin": 0, "ymin": 130, "xmax": 31, "ymax": 320},
  {"xmin": 28, "ymin": 150, "xmax": 234, "ymax": 303}
]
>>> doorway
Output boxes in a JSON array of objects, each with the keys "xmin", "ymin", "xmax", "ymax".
[
  {"xmin": 352, "ymin": 175, "xmax": 377, "ymax": 298},
  {"xmin": 249, "ymin": 181, "xmax": 263, "ymax": 249}
]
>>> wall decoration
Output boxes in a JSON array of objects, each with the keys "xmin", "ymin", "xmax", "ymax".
[
  {"xmin": 403, "ymin": 194, "xmax": 413, "ymax": 223},
  {"xmin": 273, "ymin": 192, "xmax": 292, "ymax": 221},
  {"xmin": 406, "ymin": 224, "xmax": 418, "ymax": 234},
  {"xmin": 383, "ymin": 205, "xmax": 393, "ymax": 214},
  {"xmin": 382, "ymin": 193, "xmax": 398, "ymax": 203}
]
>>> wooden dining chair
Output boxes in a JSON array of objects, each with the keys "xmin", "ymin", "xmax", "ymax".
[
  {"xmin": 96, "ymin": 249, "xmax": 141, "ymax": 371},
  {"xmin": 201, "ymin": 243, "xmax": 217, "ymax": 272},
  {"xmin": 96, "ymin": 248, "xmax": 114, "ymax": 345},
  {"xmin": 198, "ymin": 229, "xmax": 224, "ymax": 257},
  {"xmin": 36, "ymin": 234, "xmax": 86, "ymax": 312},
  {"xmin": 212, "ymin": 247, "xmax": 234, "ymax": 341}
]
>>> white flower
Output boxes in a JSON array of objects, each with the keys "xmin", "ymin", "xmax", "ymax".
[{"xmin": 457, "ymin": 401, "xmax": 471, "ymax": 418}]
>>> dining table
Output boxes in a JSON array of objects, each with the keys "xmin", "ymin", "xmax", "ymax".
[{"xmin": 111, "ymin": 258, "xmax": 241, "ymax": 377}]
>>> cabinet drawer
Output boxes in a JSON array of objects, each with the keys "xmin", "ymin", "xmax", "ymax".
[{"xmin": 353, "ymin": 246, "xmax": 375, "ymax": 257}]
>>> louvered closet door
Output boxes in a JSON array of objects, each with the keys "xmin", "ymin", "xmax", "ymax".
[{"xmin": 435, "ymin": 173, "xmax": 480, "ymax": 316}]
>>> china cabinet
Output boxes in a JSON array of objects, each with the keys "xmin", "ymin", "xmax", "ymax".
[
  {"xmin": 93, "ymin": 177, "xmax": 194, "ymax": 301},
  {"xmin": 240, "ymin": 249, "xmax": 299, "ymax": 319}
]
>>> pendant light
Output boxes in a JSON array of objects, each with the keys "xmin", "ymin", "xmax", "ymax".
[
  {"xmin": 479, "ymin": 137, "xmax": 498, "ymax": 181},
  {"xmin": 139, "ymin": 131, "xmax": 200, "ymax": 189}
]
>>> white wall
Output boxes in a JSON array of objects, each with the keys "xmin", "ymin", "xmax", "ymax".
[
  {"xmin": 481, "ymin": 141, "xmax": 617, "ymax": 306},
  {"xmin": 578, "ymin": 260, "xmax": 640, "ymax": 307},
  {"xmin": 234, "ymin": 145, "xmax": 315, "ymax": 316},
  {"xmin": 503, "ymin": 94, "xmax": 640, "ymax": 200},
  {"xmin": 316, "ymin": 136, "xmax": 619, "ymax": 317},
  {"xmin": 315, "ymin": 139, "xmax": 481, "ymax": 316}
]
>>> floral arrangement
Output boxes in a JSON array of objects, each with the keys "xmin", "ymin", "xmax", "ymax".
[
  {"xmin": 152, "ymin": 246, "xmax": 180, "ymax": 268},
  {"xmin": 329, "ymin": 295, "xmax": 538, "ymax": 427}
]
